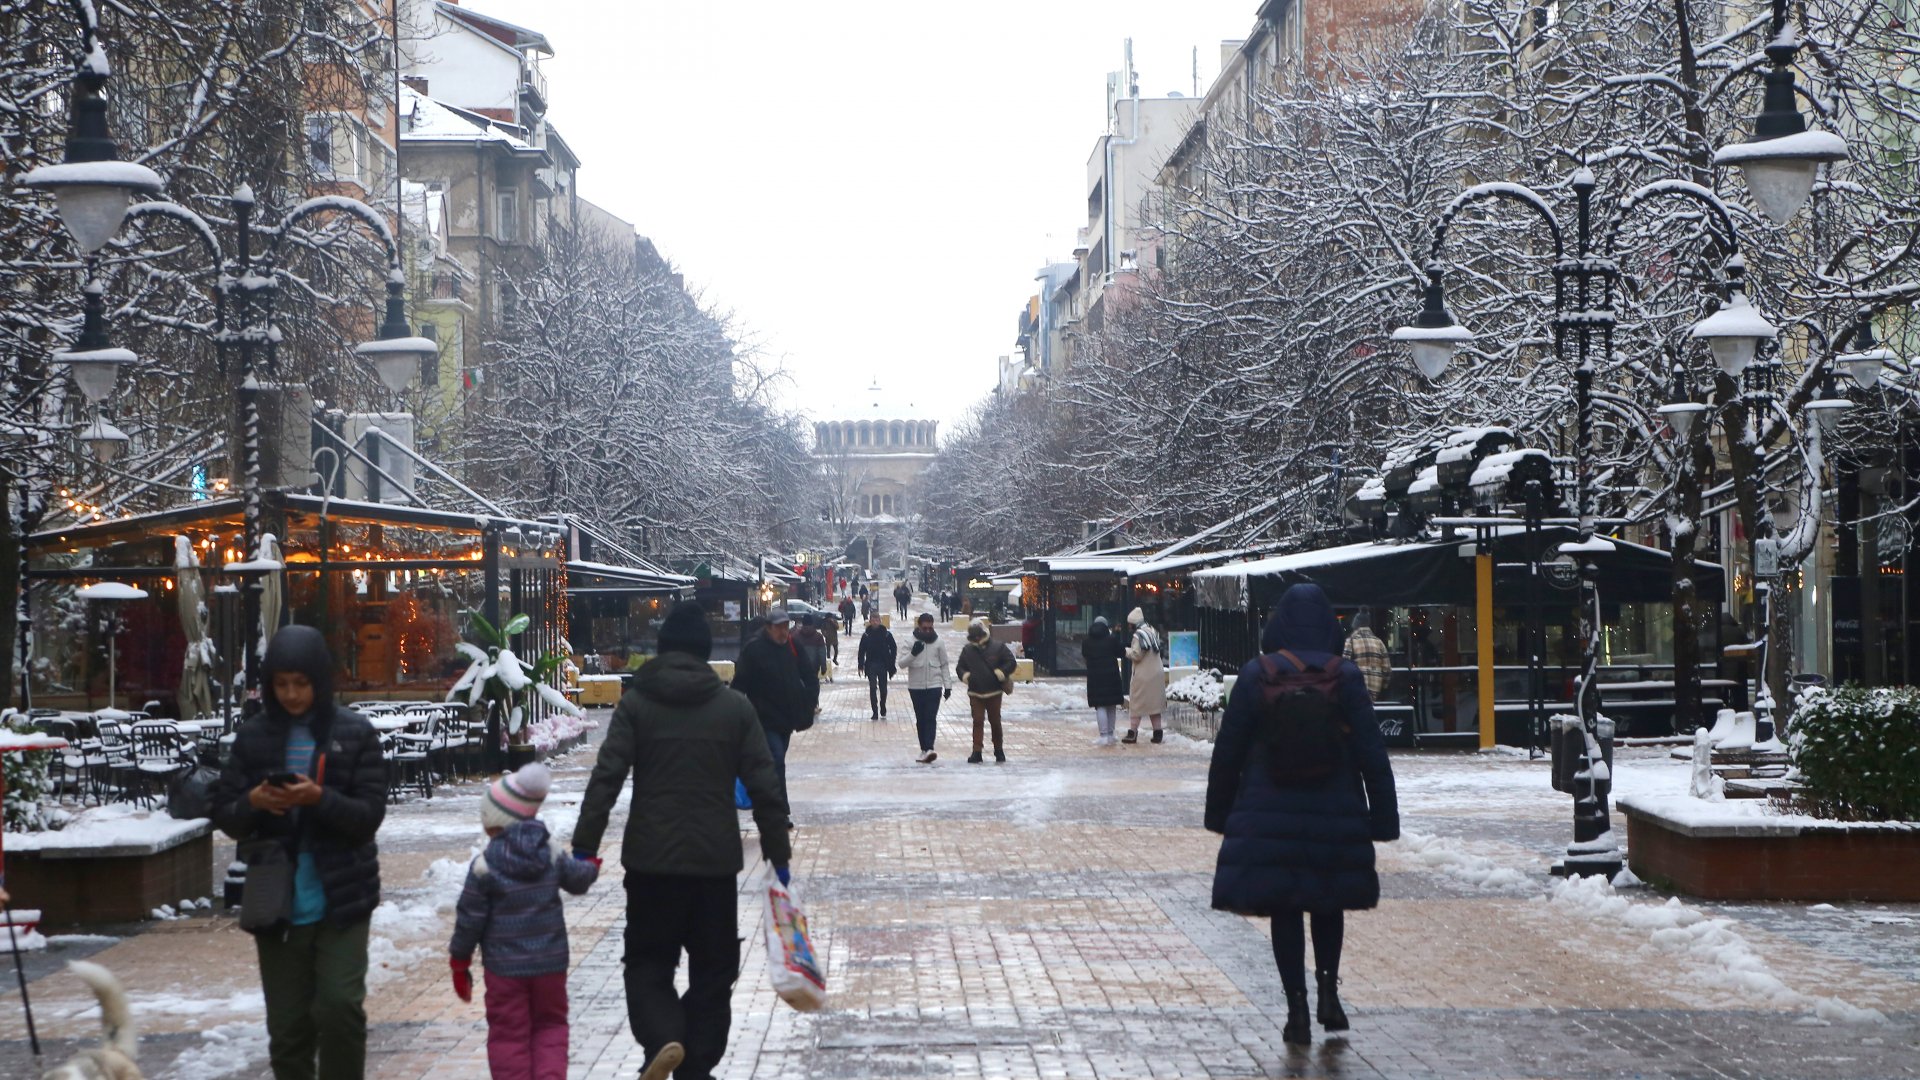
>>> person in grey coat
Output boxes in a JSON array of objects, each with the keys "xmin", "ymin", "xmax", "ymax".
[{"xmin": 1206, "ymin": 583, "xmax": 1398, "ymax": 1047}]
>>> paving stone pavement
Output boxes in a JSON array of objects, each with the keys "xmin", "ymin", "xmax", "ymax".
[{"xmin": 4, "ymin": 610, "xmax": 1919, "ymax": 1078}]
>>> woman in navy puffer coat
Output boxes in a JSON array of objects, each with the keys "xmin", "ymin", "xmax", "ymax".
[{"xmin": 1205, "ymin": 583, "xmax": 1397, "ymax": 1045}]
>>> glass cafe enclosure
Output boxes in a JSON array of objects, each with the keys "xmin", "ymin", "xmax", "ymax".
[{"xmin": 1191, "ymin": 528, "xmax": 1728, "ymax": 744}]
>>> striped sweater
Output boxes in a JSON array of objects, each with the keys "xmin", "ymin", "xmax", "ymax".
[{"xmin": 449, "ymin": 819, "xmax": 598, "ymax": 977}]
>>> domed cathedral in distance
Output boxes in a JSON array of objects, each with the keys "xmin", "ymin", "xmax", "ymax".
[{"xmin": 812, "ymin": 381, "xmax": 939, "ymax": 571}]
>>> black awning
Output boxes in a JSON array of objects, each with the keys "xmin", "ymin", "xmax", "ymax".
[{"xmin": 1195, "ymin": 527, "xmax": 1722, "ymax": 611}]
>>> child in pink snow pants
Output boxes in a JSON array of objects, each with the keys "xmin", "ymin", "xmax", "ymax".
[{"xmin": 448, "ymin": 764, "xmax": 600, "ymax": 1079}]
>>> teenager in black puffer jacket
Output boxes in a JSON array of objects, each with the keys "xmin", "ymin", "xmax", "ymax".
[{"xmin": 209, "ymin": 624, "xmax": 386, "ymax": 1079}]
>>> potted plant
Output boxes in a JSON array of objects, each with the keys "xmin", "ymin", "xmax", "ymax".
[{"xmin": 449, "ymin": 612, "xmax": 581, "ymax": 770}]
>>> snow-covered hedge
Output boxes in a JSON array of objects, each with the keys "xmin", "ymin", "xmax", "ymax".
[
  {"xmin": 1788, "ymin": 686, "xmax": 1920, "ymax": 822},
  {"xmin": 1167, "ymin": 670, "xmax": 1226, "ymax": 712},
  {"xmin": 1, "ymin": 712, "xmax": 57, "ymax": 832}
]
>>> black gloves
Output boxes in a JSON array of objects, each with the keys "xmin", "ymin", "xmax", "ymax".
[{"xmin": 911, "ymin": 641, "xmax": 925, "ymax": 656}]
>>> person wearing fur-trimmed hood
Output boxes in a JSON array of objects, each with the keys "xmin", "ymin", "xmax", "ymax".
[{"xmin": 449, "ymin": 762, "xmax": 599, "ymax": 1079}]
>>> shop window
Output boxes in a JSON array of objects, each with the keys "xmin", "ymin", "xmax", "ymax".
[{"xmin": 419, "ymin": 323, "xmax": 439, "ymax": 386}]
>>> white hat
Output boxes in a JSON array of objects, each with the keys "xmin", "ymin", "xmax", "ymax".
[{"xmin": 1128, "ymin": 608, "xmax": 1146, "ymax": 626}]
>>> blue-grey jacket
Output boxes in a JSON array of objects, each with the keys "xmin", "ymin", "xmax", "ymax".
[
  {"xmin": 1206, "ymin": 584, "xmax": 1398, "ymax": 916},
  {"xmin": 449, "ymin": 819, "xmax": 598, "ymax": 977}
]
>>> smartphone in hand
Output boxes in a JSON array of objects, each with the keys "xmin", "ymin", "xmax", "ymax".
[{"xmin": 267, "ymin": 772, "xmax": 300, "ymax": 787}]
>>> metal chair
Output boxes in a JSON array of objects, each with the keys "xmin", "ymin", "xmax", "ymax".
[
  {"xmin": 389, "ymin": 714, "xmax": 435, "ymax": 799},
  {"xmin": 130, "ymin": 720, "xmax": 192, "ymax": 809}
]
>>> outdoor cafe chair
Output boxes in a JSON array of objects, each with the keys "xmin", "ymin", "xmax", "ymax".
[
  {"xmin": 386, "ymin": 732, "xmax": 432, "ymax": 801},
  {"xmin": 130, "ymin": 720, "xmax": 193, "ymax": 809},
  {"xmin": 92, "ymin": 720, "xmax": 142, "ymax": 806},
  {"xmin": 391, "ymin": 713, "xmax": 437, "ymax": 799}
]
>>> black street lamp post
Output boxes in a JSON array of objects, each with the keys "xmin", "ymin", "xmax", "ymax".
[
  {"xmin": 1393, "ymin": 169, "xmax": 1765, "ymax": 878},
  {"xmin": 22, "ymin": 2, "xmax": 436, "ymax": 693}
]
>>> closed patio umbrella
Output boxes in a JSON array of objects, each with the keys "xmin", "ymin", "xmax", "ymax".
[{"xmin": 173, "ymin": 536, "xmax": 215, "ymax": 721}]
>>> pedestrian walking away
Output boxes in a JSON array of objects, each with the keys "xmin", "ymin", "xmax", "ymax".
[
  {"xmin": 1081, "ymin": 616, "xmax": 1126, "ymax": 746},
  {"xmin": 448, "ymin": 764, "xmax": 599, "ymax": 1080},
  {"xmin": 208, "ymin": 624, "xmax": 386, "ymax": 1080},
  {"xmin": 1123, "ymin": 608, "xmax": 1167, "ymax": 744},
  {"xmin": 857, "ymin": 613, "xmax": 898, "ymax": 719},
  {"xmin": 838, "ymin": 595, "xmax": 857, "ymax": 635},
  {"xmin": 572, "ymin": 599, "xmax": 792, "ymax": 1080},
  {"xmin": 1205, "ymin": 583, "xmax": 1399, "ymax": 1047},
  {"xmin": 795, "ymin": 614, "xmax": 829, "ymax": 686},
  {"xmin": 730, "ymin": 608, "xmax": 814, "ymax": 805},
  {"xmin": 1343, "ymin": 608, "xmax": 1392, "ymax": 700},
  {"xmin": 956, "ymin": 619, "xmax": 1018, "ymax": 763},
  {"xmin": 893, "ymin": 582, "xmax": 912, "ymax": 620},
  {"xmin": 899, "ymin": 612, "xmax": 953, "ymax": 762},
  {"xmin": 937, "ymin": 590, "xmax": 952, "ymax": 622},
  {"xmin": 821, "ymin": 615, "xmax": 840, "ymax": 680}
]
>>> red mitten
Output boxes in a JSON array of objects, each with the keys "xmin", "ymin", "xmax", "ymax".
[{"xmin": 450, "ymin": 957, "xmax": 473, "ymax": 1003}]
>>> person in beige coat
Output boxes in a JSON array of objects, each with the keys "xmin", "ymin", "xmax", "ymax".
[{"xmin": 1123, "ymin": 607, "xmax": 1167, "ymax": 743}]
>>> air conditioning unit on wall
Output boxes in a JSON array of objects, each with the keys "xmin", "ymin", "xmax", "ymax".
[
  {"xmin": 236, "ymin": 382, "xmax": 316, "ymax": 492},
  {"xmin": 340, "ymin": 412, "xmax": 417, "ymax": 504}
]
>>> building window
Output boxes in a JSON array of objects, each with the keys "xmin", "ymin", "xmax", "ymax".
[
  {"xmin": 306, "ymin": 115, "xmax": 337, "ymax": 178},
  {"xmin": 496, "ymin": 189, "xmax": 519, "ymax": 243},
  {"xmin": 419, "ymin": 323, "xmax": 439, "ymax": 386}
]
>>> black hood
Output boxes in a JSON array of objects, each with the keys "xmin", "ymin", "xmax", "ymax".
[
  {"xmin": 1261, "ymin": 583, "xmax": 1339, "ymax": 654},
  {"xmin": 1087, "ymin": 619, "xmax": 1111, "ymax": 641},
  {"xmin": 261, "ymin": 624, "xmax": 336, "ymax": 725},
  {"xmin": 634, "ymin": 650, "xmax": 724, "ymax": 706},
  {"xmin": 862, "ymin": 625, "xmax": 891, "ymax": 641}
]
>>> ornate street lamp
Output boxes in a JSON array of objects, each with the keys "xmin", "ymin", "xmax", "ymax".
[
  {"xmin": 1390, "ymin": 268, "xmax": 1474, "ymax": 381},
  {"xmin": 1837, "ymin": 308, "xmax": 1892, "ymax": 390},
  {"xmin": 1689, "ymin": 260, "xmax": 1779, "ymax": 378},
  {"xmin": 77, "ymin": 415, "xmax": 129, "ymax": 464},
  {"xmin": 19, "ymin": 43, "xmax": 162, "ymax": 253},
  {"xmin": 356, "ymin": 271, "xmax": 439, "ymax": 394},
  {"xmin": 1394, "ymin": 168, "xmax": 1755, "ymax": 879},
  {"xmin": 1712, "ymin": 3, "xmax": 1848, "ymax": 226},
  {"xmin": 53, "ymin": 280, "xmax": 137, "ymax": 403}
]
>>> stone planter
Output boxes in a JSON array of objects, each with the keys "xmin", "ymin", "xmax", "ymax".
[
  {"xmin": 1619, "ymin": 794, "xmax": 1920, "ymax": 902},
  {"xmin": 7, "ymin": 810, "xmax": 214, "ymax": 928}
]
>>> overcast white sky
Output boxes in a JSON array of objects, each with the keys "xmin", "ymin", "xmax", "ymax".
[{"xmin": 466, "ymin": 0, "xmax": 1255, "ymax": 427}]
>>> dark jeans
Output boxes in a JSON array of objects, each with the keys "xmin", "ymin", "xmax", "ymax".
[
  {"xmin": 908, "ymin": 688, "xmax": 942, "ymax": 752},
  {"xmin": 764, "ymin": 727, "xmax": 790, "ymax": 795},
  {"xmin": 868, "ymin": 673, "xmax": 889, "ymax": 716},
  {"xmin": 256, "ymin": 916, "xmax": 371, "ymax": 1080},
  {"xmin": 1271, "ymin": 909, "xmax": 1345, "ymax": 995},
  {"xmin": 623, "ymin": 874, "xmax": 740, "ymax": 1080},
  {"xmin": 843, "ymin": 614, "xmax": 854, "ymax": 634}
]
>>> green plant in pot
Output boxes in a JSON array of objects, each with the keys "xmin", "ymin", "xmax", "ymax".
[{"xmin": 449, "ymin": 611, "xmax": 581, "ymax": 769}]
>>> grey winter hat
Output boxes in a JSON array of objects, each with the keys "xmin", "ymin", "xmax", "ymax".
[{"xmin": 768, "ymin": 608, "xmax": 792, "ymax": 626}]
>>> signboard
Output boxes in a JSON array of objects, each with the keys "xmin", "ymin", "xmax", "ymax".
[
  {"xmin": 1544, "ymin": 554, "xmax": 1580, "ymax": 590},
  {"xmin": 1168, "ymin": 631, "xmax": 1199, "ymax": 667},
  {"xmin": 1754, "ymin": 537, "xmax": 1780, "ymax": 578}
]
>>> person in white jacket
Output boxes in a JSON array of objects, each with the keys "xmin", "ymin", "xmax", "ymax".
[
  {"xmin": 899, "ymin": 612, "xmax": 954, "ymax": 763},
  {"xmin": 1123, "ymin": 607, "xmax": 1168, "ymax": 744}
]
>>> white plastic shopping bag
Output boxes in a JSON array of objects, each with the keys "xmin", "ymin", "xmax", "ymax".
[{"xmin": 763, "ymin": 874, "xmax": 827, "ymax": 1011}]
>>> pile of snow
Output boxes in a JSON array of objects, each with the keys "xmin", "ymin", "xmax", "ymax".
[
  {"xmin": 523, "ymin": 709, "xmax": 598, "ymax": 752},
  {"xmin": 1546, "ymin": 874, "xmax": 1886, "ymax": 1023},
  {"xmin": 1397, "ymin": 831, "xmax": 1533, "ymax": 890},
  {"xmin": 163, "ymin": 1020, "xmax": 273, "ymax": 1079}
]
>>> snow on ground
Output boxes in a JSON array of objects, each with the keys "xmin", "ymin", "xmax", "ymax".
[
  {"xmin": 1546, "ymin": 875, "xmax": 1887, "ymax": 1024},
  {"xmin": 162, "ymin": 1021, "xmax": 272, "ymax": 1080}
]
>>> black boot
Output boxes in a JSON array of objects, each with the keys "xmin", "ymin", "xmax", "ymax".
[
  {"xmin": 1283, "ymin": 989, "xmax": 1311, "ymax": 1045},
  {"xmin": 1316, "ymin": 971, "xmax": 1348, "ymax": 1031},
  {"xmin": 967, "ymin": 750, "xmax": 983, "ymax": 764},
  {"xmin": 1150, "ymin": 728, "xmax": 1165, "ymax": 744}
]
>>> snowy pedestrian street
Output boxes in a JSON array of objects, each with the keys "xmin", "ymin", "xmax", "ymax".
[{"xmin": 2, "ymin": 619, "xmax": 1918, "ymax": 1079}]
